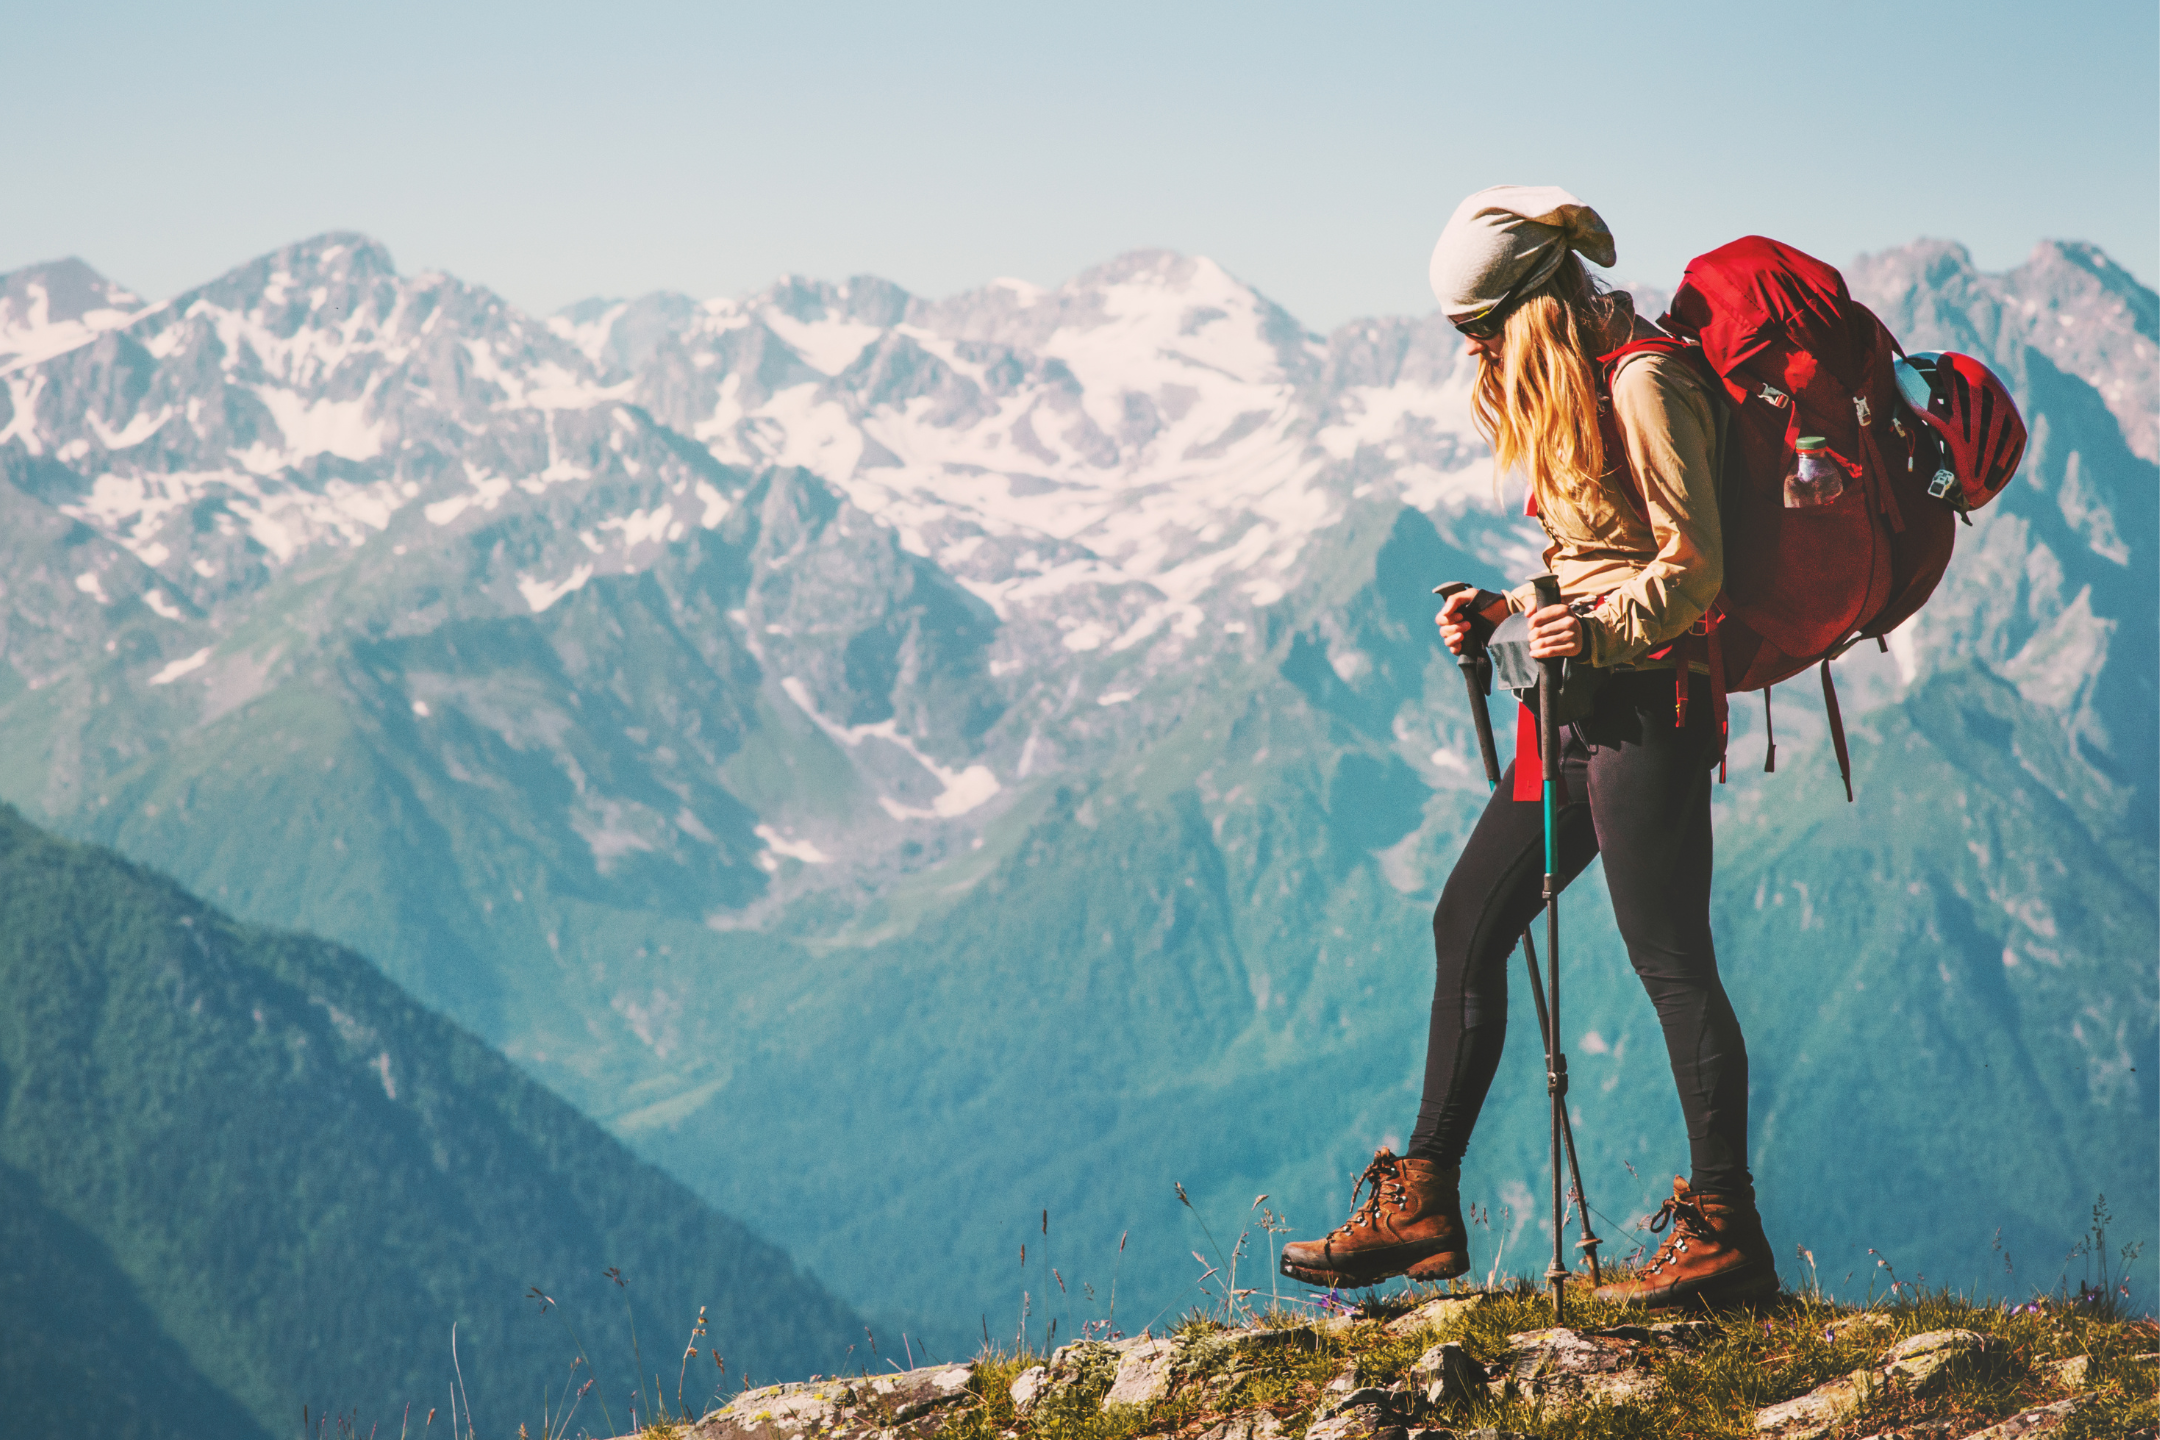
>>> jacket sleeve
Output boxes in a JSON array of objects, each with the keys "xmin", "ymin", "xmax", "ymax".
[{"xmin": 1582, "ymin": 355, "xmax": 1724, "ymax": 667}]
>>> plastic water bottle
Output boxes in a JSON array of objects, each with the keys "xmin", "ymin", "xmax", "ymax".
[{"xmin": 1784, "ymin": 436, "xmax": 1845, "ymax": 508}]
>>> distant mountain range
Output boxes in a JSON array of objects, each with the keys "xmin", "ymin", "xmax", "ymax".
[{"xmin": 0, "ymin": 229, "xmax": 2150, "ymax": 1364}]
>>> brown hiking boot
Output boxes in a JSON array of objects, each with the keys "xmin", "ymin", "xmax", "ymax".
[
  {"xmin": 1593, "ymin": 1176, "xmax": 1777, "ymax": 1308},
  {"xmin": 1279, "ymin": 1149, "xmax": 1469, "ymax": 1288}
]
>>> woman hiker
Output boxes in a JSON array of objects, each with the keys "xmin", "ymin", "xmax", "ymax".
[{"xmin": 1278, "ymin": 185, "xmax": 1776, "ymax": 1308}]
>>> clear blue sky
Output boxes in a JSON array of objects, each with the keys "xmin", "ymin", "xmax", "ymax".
[{"xmin": 7, "ymin": 0, "xmax": 2155, "ymax": 330}]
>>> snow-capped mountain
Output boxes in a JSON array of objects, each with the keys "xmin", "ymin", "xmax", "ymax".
[
  {"xmin": 0, "ymin": 231, "xmax": 2149, "ymax": 1347},
  {"xmin": 0, "ymin": 257, "xmax": 144, "ymax": 372},
  {"xmin": 0, "ymin": 235, "xmax": 1522, "ymax": 873}
]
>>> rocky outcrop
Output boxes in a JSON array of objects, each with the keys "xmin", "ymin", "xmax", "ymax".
[
  {"xmin": 1384, "ymin": 1295, "xmax": 1489, "ymax": 1337},
  {"xmin": 1752, "ymin": 1329, "xmax": 2001, "ymax": 1438},
  {"xmin": 1957, "ymin": 1396, "xmax": 2086, "ymax": 1438},
  {"xmin": 1405, "ymin": 1342, "xmax": 1486, "ymax": 1408},
  {"xmin": 1480, "ymin": 1321, "xmax": 1711, "ymax": 1411},
  {"xmin": 680, "ymin": 1316, "xmax": 1531, "ymax": 1440},
  {"xmin": 632, "ymin": 1305, "xmax": 2144, "ymax": 1440},
  {"xmin": 1010, "ymin": 1325, "xmax": 1323, "ymax": 1415},
  {"xmin": 684, "ymin": 1363, "xmax": 980, "ymax": 1440}
]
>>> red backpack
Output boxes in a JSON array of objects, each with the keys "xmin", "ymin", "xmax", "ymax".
[{"xmin": 1600, "ymin": 237, "xmax": 1967, "ymax": 800}]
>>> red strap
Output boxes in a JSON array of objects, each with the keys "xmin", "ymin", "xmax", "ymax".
[
  {"xmin": 1763, "ymin": 686, "xmax": 1777, "ymax": 774},
  {"xmin": 1859, "ymin": 418, "xmax": 1906, "ymax": 534},
  {"xmin": 1512, "ymin": 703, "xmax": 1572, "ymax": 805},
  {"xmin": 1820, "ymin": 659, "xmax": 1854, "ymax": 802},
  {"xmin": 1513, "ymin": 705, "xmax": 1541, "ymax": 802},
  {"xmin": 1597, "ymin": 335, "xmax": 1691, "ymax": 375},
  {"xmin": 1704, "ymin": 609, "xmax": 1729, "ymax": 783}
]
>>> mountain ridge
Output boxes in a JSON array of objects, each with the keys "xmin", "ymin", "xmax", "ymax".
[{"xmin": 0, "ymin": 228, "xmax": 2148, "ymax": 1352}]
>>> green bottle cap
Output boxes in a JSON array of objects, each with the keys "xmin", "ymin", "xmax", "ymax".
[{"xmin": 1796, "ymin": 435, "xmax": 1828, "ymax": 449}]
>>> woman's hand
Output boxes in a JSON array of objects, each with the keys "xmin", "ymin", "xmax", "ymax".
[
  {"xmin": 1528, "ymin": 603, "xmax": 1583, "ymax": 659},
  {"xmin": 1436, "ymin": 587, "xmax": 1511, "ymax": 656}
]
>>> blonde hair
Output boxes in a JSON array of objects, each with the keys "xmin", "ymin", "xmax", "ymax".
[{"xmin": 1471, "ymin": 260, "xmax": 1630, "ymax": 510}]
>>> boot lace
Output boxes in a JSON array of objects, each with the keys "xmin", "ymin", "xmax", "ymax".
[
  {"xmin": 1330, "ymin": 1148, "xmax": 1410, "ymax": 1236},
  {"xmin": 1637, "ymin": 1190, "xmax": 1715, "ymax": 1278}
]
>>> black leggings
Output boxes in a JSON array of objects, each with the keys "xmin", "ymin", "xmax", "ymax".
[{"xmin": 1406, "ymin": 670, "xmax": 1753, "ymax": 1196}]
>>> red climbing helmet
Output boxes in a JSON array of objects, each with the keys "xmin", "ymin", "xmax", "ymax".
[{"xmin": 1893, "ymin": 351, "xmax": 2027, "ymax": 513}]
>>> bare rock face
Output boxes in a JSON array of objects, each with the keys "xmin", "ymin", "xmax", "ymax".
[
  {"xmin": 1821, "ymin": 1312, "xmax": 1895, "ymax": 1344},
  {"xmin": 1384, "ymin": 1294, "xmax": 1491, "ymax": 1337},
  {"xmin": 1753, "ymin": 1367, "xmax": 1877, "ymax": 1439},
  {"xmin": 1488, "ymin": 1327, "xmax": 1665, "ymax": 1410},
  {"xmin": 1009, "ymin": 1338, "xmax": 1124, "ymax": 1412},
  {"xmin": 1883, "ymin": 1327, "xmax": 1991, "ymax": 1381},
  {"xmin": 1099, "ymin": 1325, "xmax": 1322, "ymax": 1409},
  {"xmin": 1102, "ymin": 1338, "xmax": 1180, "ymax": 1407},
  {"xmin": 1958, "ymin": 1396, "xmax": 2087, "ymax": 1438},
  {"xmin": 690, "ymin": 1363, "xmax": 979, "ymax": 1440},
  {"xmin": 1753, "ymin": 1329, "xmax": 1999, "ymax": 1438},
  {"xmin": 1190, "ymin": 1409, "xmax": 1287, "ymax": 1440},
  {"xmin": 1405, "ymin": 1342, "xmax": 1487, "ymax": 1407},
  {"xmin": 1303, "ymin": 1402, "xmax": 1390, "ymax": 1440}
]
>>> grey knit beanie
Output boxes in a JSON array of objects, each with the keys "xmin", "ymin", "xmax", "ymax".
[{"xmin": 1428, "ymin": 185, "xmax": 1616, "ymax": 324}]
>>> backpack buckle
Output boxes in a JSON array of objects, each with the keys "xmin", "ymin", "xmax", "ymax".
[
  {"xmin": 1757, "ymin": 382, "xmax": 1790, "ymax": 408},
  {"xmin": 1927, "ymin": 467, "xmax": 1958, "ymax": 500},
  {"xmin": 1853, "ymin": 396, "xmax": 1872, "ymax": 426}
]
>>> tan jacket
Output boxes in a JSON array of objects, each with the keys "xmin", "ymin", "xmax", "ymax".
[{"xmin": 1506, "ymin": 344, "xmax": 1726, "ymax": 668}]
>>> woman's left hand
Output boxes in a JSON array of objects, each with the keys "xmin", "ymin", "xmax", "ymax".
[{"xmin": 1527, "ymin": 603, "xmax": 1583, "ymax": 659}]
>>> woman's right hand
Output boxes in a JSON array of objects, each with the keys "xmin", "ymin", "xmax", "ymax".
[{"xmin": 1436, "ymin": 587, "xmax": 1509, "ymax": 656}]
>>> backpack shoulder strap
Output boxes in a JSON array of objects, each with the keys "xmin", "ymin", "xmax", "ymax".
[
  {"xmin": 1596, "ymin": 333, "xmax": 1692, "ymax": 392},
  {"xmin": 1599, "ymin": 333, "xmax": 1723, "ymax": 404},
  {"xmin": 1591, "ymin": 334, "xmax": 1701, "ymax": 516}
]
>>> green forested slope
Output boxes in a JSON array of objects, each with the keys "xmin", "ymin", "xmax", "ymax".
[
  {"xmin": 0, "ymin": 807, "xmax": 860, "ymax": 1439},
  {"xmin": 0, "ymin": 1158, "xmax": 272, "ymax": 1440}
]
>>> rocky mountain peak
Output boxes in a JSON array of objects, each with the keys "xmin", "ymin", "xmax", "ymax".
[
  {"xmin": 0, "ymin": 256, "xmax": 146, "ymax": 370},
  {"xmin": 1851, "ymin": 236, "xmax": 2158, "ymax": 461}
]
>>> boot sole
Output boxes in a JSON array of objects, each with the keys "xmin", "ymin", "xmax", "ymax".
[
  {"xmin": 1280, "ymin": 1250, "xmax": 1469, "ymax": 1289},
  {"xmin": 1593, "ymin": 1265, "xmax": 1779, "ymax": 1310}
]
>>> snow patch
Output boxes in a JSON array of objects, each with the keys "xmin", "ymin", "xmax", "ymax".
[
  {"xmin": 253, "ymin": 388, "xmax": 386, "ymax": 461},
  {"xmin": 518, "ymin": 564, "xmax": 594, "ymax": 612},
  {"xmin": 149, "ymin": 648, "xmax": 211, "ymax": 685},
  {"xmin": 779, "ymin": 675, "xmax": 1001, "ymax": 818},
  {"xmin": 1061, "ymin": 621, "xmax": 1111, "ymax": 651},
  {"xmin": 755, "ymin": 824, "xmax": 831, "ymax": 864}
]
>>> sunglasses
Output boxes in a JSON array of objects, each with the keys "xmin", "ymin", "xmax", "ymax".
[{"xmin": 1450, "ymin": 273, "xmax": 1536, "ymax": 342}]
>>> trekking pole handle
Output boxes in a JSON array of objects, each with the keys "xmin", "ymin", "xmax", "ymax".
[
  {"xmin": 1433, "ymin": 582, "xmax": 1479, "ymax": 652},
  {"xmin": 1434, "ymin": 582, "xmax": 1503, "ymax": 786},
  {"xmin": 1529, "ymin": 574, "xmax": 1564, "ymax": 623}
]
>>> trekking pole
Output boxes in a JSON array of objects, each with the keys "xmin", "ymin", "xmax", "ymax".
[
  {"xmin": 1432, "ymin": 586, "xmax": 1603, "ymax": 1291},
  {"xmin": 1518, "ymin": 926, "xmax": 1602, "ymax": 1286},
  {"xmin": 1530, "ymin": 572, "xmax": 1570, "ymax": 1325}
]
